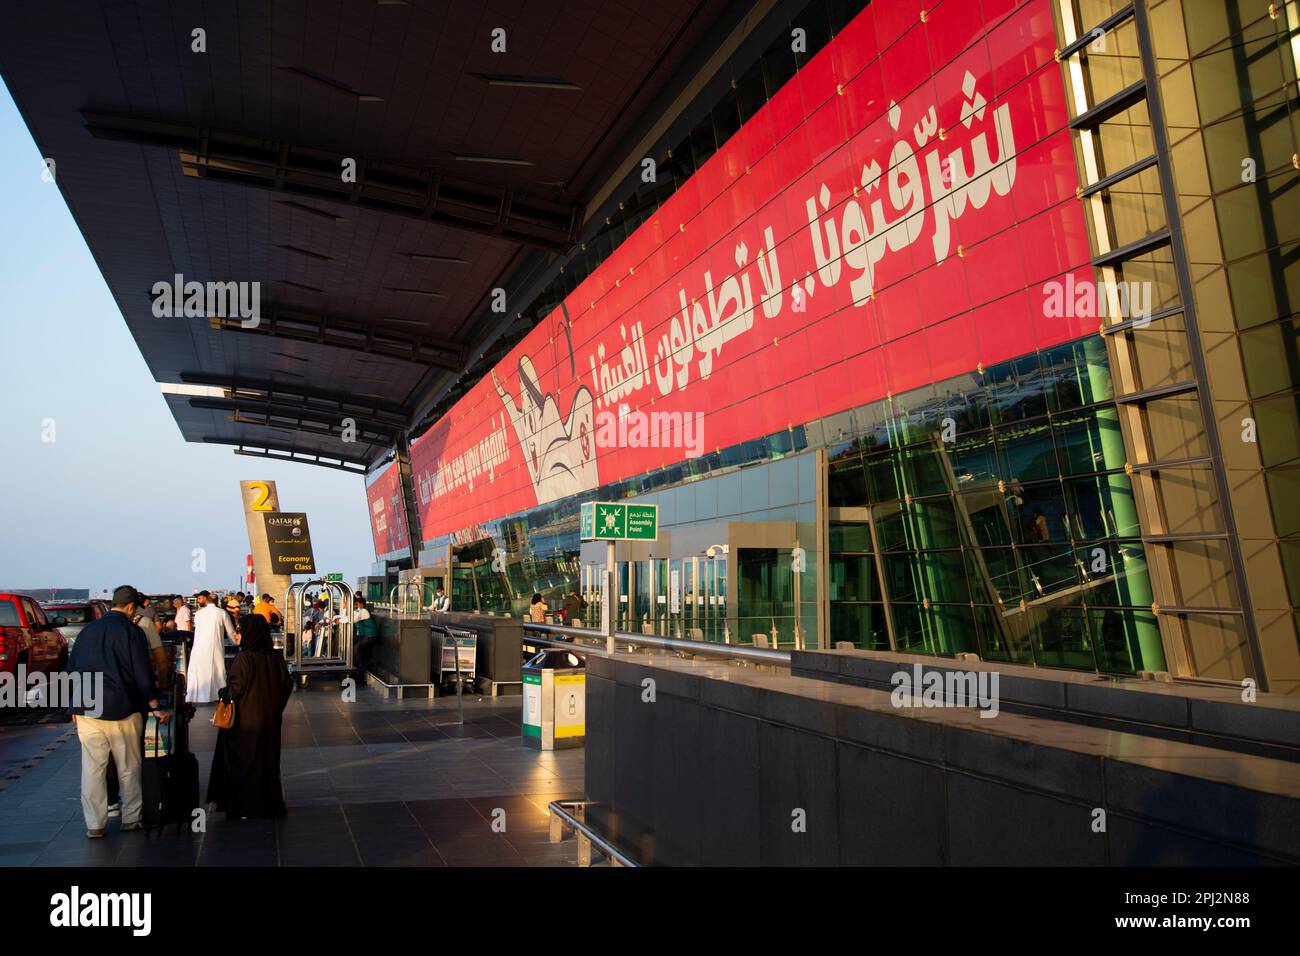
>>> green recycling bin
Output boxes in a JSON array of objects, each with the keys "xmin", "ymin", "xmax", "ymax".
[{"xmin": 522, "ymin": 649, "xmax": 586, "ymax": 750}]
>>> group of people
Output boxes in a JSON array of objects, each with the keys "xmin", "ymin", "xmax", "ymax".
[
  {"xmin": 68, "ymin": 585, "xmax": 295, "ymax": 839},
  {"xmin": 68, "ymin": 575, "xmax": 590, "ymax": 839},
  {"xmin": 528, "ymin": 588, "xmax": 588, "ymax": 624}
]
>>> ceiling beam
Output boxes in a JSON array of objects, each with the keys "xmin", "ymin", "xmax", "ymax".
[
  {"xmin": 177, "ymin": 373, "xmax": 411, "ymax": 426},
  {"xmin": 203, "ymin": 303, "xmax": 466, "ymax": 371},
  {"xmin": 202, "ymin": 437, "xmax": 370, "ymax": 473},
  {"xmin": 188, "ymin": 396, "xmax": 399, "ymax": 444},
  {"xmin": 84, "ymin": 112, "xmax": 582, "ymax": 252}
]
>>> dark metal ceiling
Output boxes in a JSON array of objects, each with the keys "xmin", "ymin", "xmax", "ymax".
[{"xmin": 0, "ymin": 0, "xmax": 731, "ymax": 472}]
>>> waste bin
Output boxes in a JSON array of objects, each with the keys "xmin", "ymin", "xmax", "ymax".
[{"xmin": 522, "ymin": 649, "xmax": 585, "ymax": 750}]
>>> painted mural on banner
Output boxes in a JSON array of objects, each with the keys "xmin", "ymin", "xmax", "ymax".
[
  {"xmin": 409, "ymin": 0, "xmax": 1093, "ymax": 544},
  {"xmin": 366, "ymin": 462, "xmax": 410, "ymax": 559}
]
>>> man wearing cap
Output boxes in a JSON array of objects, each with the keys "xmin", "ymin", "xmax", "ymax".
[{"xmin": 68, "ymin": 585, "xmax": 168, "ymax": 839}]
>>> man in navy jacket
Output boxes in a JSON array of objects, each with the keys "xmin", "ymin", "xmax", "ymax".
[{"xmin": 68, "ymin": 585, "xmax": 168, "ymax": 838}]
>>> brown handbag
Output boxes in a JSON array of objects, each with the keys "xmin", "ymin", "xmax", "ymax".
[{"xmin": 213, "ymin": 697, "xmax": 235, "ymax": 729}]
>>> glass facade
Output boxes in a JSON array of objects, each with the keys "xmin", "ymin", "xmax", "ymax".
[
  {"xmin": 824, "ymin": 333, "xmax": 1162, "ymax": 673},
  {"xmin": 360, "ymin": 0, "xmax": 1300, "ymax": 691}
]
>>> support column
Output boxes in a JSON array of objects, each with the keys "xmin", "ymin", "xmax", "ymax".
[{"xmin": 394, "ymin": 433, "xmax": 423, "ymax": 569}]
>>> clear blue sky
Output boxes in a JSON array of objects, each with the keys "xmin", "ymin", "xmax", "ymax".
[{"xmin": 0, "ymin": 82, "xmax": 375, "ymax": 596}]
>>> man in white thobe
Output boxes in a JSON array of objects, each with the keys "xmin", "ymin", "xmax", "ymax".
[{"xmin": 187, "ymin": 590, "xmax": 233, "ymax": 704}]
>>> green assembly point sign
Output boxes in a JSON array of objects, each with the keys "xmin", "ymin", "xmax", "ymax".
[{"xmin": 581, "ymin": 502, "xmax": 657, "ymax": 541}]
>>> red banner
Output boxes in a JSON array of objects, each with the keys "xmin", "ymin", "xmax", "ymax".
[
  {"xmin": 366, "ymin": 463, "xmax": 410, "ymax": 559},
  {"xmin": 410, "ymin": 0, "xmax": 1091, "ymax": 543}
]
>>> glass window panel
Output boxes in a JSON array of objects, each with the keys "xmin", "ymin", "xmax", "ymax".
[
  {"xmin": 947, "ymin": 430, "xmax": 1000, "ymax": 484},
  {"xmin": 889, "ymin": 603, "xmax": 933, "ymax": 655},
  {"xmin": 998, "ymin": 418, "xmax": 1059, "ymax": 483},
  {"xmin": 900, "ymin": 444, "xmax": 949, "ymax": 497},
  {"xmin": 828, "ymin": 456, "xmax": 867, "ymax": 507},
  {"xmin": 917, "ymin": 550, "xmax": 971, "ymax": 605},
  {"xmin": 690, "ymin": 115, "xmax": 718, "ymax": 169},
  {"xmin": 1043, "ymin": 338, "xmax": 1113, "ymax": 411},
  {"xmin": 889, "ymin": 387, "xmax": 942, "ymax": 447},
  {"xmin": 1090, "ymin": 608, "xmax": 1161, "ymax": 674},
  {"xmin": 712, "ymin": 93, "xmax": 742, "ymax": 147},
  {"xmin": 1063, "ymin": 472, "xmax": 1141, "ymax": 540},
  {"xmin": 830, "ymin": 602, "xmax": 890, "ymax": 650},
  {"xmin": 829, "ymin": 522, "xmax": 873, "ymax": 553},
  {"xmin": 929, "ymin": 603, "xmax": 979, "ymax": 656},
  {"xmin": 761, "ymin": 43, "xmax": 798, "ymax": 98},
  {"xmin": 1080, "ymin": 542, "xmax": 1154, "ymax": 608},
  {"xmin": 735, "ymin": 62, "xmax": 768, "ymax": 123},
  {"xmin": 1054, "ymin": 406, "xmax": 1124, "ymax": 476},
  {"xmin": 882, "ymin": 553, "xmax": 924, "ymax": 603},
  {"xmin": 1006, "ymin": 479, "xmax": 1069, "ymax": 546},
  {"xmin": 910, "ymin": 496, "xmax": 962, "ymax": 550},
  {"xmin": 668, "ymin": 137, "xmax": 695, "ymax": 186},
  {"xmin": 987, "ymin": 354, "xmax": 1050, "ymax": 423},
  {"xmin": 793, "ymin": 2, "xmax": 832, "ymax": 68},
  {"xmin": 874, "ymin": 500, "xmax": 910, "ymax": 552},
  {"xmin": 1030, "ymin": 604, "xmax": 1096, "ymax": 670},
  {"xmin": 960, "ymin": 486, "xmax": 1014, "ymax": 548},
  {"xmin": 826, "ymin": 0, "xmax": 858, "ymax": 34},
  {"xmin": 973, "ymin": 546, "xmax": 1031, "ymax": 605},
  {"xmin": 933, "ymin": 373, "xmax": 992, "ymax": 432},
  {"xmin": 1026, "ymin": 544, "xmax": 1084, "ymax": 598},
  {"xmin": 866, "ymin": 450, "xmax": 904, "ymax": 502},
  {"xmin": 829, "ymin": 553, "xmax": 879, "ymax": 602},
  {"xmin": 974, "ymin": 603, "xmax": 1035, "ymax": 665}
]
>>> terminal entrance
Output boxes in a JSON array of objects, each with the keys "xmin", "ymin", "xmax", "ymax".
[{"xmin": 579, "ymin": 522, "xmax": 816, "ymax": 650}]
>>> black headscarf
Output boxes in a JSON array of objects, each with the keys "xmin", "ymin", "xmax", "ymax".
[{"xmin": 238, "ymin": 614, "xmax": 274, "ymax": 654}]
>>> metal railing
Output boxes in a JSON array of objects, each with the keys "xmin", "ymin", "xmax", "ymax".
[
  {"xmin": 547, "ymin": 800, "xmax": 638, "ymax": 867},
  {"xmin": 522, "ymin": 621, "xmax": 791, "ymax": 665}
]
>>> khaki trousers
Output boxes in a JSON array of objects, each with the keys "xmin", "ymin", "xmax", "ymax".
[{"xmin": 77, "ymin": 712, "xmax": 144, "ymax": 831}]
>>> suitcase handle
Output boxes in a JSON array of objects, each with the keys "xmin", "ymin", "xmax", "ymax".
[{"xmin": 147, "ymin": 712, "xmax": 174, "ymax": 757}]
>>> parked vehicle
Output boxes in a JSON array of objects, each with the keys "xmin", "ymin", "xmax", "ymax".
[
  {"xmin": 146, "ymin": 594, "xmax": 181, "ymax": 626},
  {"xmin": 41, "ymin": 599, "xmax": 109, "ymax": 648},
  {"xmin": 0, "ymin": 593, "xmax": 70, "ymax": 682}
]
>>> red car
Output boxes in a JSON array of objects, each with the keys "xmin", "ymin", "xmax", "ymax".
[{"xmin": 0, "ymin": 593, "xmax": 70, "ymax": 678}]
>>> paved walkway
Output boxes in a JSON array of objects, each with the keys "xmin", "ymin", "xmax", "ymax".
[{"xmin": 0, "ymin": 684, "xmax": 582, "ymax": 867}]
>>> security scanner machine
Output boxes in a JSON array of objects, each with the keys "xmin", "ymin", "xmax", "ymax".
[{"xmin": 283, "ymin": 578, "xmax": 355, "ymax": 684}]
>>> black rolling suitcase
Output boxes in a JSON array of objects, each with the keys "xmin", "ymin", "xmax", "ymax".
[{"xmin": 141, "ymin": 679, "xmax": 200, "ymax": 834}]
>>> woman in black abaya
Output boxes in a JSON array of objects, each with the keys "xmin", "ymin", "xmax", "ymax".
[{"xmin": 207, "ymin": 614, "xmax": 293, "ymax": 818}]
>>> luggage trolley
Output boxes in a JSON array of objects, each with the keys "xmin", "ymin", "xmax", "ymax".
[
  {"xmin": 432, "ymin": 625, "xmax": 476, "ymax": 693},
  {"xmin": 285, "ymin": 578, "xmax": 355, "ymax": 685}
]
